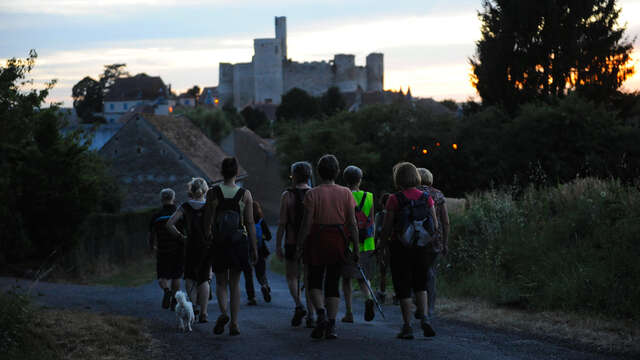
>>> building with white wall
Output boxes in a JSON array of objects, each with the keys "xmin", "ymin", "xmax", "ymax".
[{"xmin": 103, "ymin": 74, "xmax": 170, "ymax": 123}]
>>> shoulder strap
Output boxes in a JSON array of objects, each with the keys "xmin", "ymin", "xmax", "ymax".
[
  {"xmin": 213, "ymin": 186, "xmax": 224, "ymax": 202},
  {"xmin": 232, "ymin": 188, "xmax": 246, "ymax": 203},
  {"xmin": 395, "ymin": 191, "xmax": 408, "ymax": 207},
  {"xmin": 356, "ymin": 191, "xmax": 367, "ymax": 211}
]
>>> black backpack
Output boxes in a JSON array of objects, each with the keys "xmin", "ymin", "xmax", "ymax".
[
  {"xmin": 213, "ymin": 186, "xmax": 247, "ymax": 246},
  {"xmin": 288, "ymin": 188, "xmax": 309, "ymax": 233},
  {"xmin": 395, "ymin": 191, "xmax": 435, "ymax": 248},
  {"xmin": 182, "ymin": 203, "xmax": 210, "ymax": 248}
]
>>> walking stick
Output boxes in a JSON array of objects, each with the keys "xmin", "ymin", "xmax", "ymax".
[{"xmin": 356, "ymin": 263, "xmax": 386, "ymax": 320}]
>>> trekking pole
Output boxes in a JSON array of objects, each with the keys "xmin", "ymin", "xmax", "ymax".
[{"xmin": 357, "ymin": 263, "xmax": 386, "ymax": 320}]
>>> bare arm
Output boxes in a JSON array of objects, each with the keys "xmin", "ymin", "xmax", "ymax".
[
  {"xmin": 166, "ymin": 208, "xmax": 186, "ymax": 240},
  {"xmin": 275, "ymin": 193, "xmax": 287, "ymax": 260},
  {"xmin": 430, "ymin": 205, "xmax": 438, "ymax": 231},
  {"xmin": 440, "ymin": 203, "xmax": 450, "ymax": 255},
  {"xmin": 379, "ymin": 209, "xmax": 395, "ymax": 250},
  {"xmin": 243, "ymin": 191, "xmax": 258, "ymax": 262},
  {"xmin": 296, "ymin": 209, "xmax": 312, "ymax": 259},
  {"xmin": 346, "ymin": 204, "xmax": 359, "ymax": 258},
  {"xmin": 148, "ymin": 229, "xmax": 157, "ymax": 251}
]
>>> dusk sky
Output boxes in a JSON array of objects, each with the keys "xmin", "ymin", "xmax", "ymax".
[{"xmin": 2, "ymin": 0, "xmax": 639, "ymax": 107}]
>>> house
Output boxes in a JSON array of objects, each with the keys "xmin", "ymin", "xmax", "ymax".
[
  {"xmin": 99, "ymin": 114, "xmax": 247, "ymax": 210},
  {"xmin": 103, "ymin": 74, "xmax": 170, "ymax": 123},
  {"xmin": 199, "ymin": 86, "xmax": 220, "ymax": 107},
  {"xmin": 177, "ymin": 92, "xmax": 197, "ymax": 108}
]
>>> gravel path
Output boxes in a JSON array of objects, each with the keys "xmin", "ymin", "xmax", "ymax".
[{"xmin": 0, "ymin": 236, "xmax": 632, "ymax": 360}]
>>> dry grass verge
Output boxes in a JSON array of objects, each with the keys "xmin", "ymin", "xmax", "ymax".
[
  {"xmin": 37, "ymin": 309, "xmax": 156, "ymax": 360},
  {"xmin": 437, "ymin": 296, "xmax": 639, "ymax": 355}
]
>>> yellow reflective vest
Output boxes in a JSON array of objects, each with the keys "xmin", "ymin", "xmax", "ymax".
[{"xmin": 351, "ymin": 190, "xmax": 375, "ymax": 252}]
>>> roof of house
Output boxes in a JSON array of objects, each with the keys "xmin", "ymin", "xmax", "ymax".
[
  {"xmin": 143, "ymin": 114, "xmax": 247, "ymax": 183},
  {"xmin": 104, "ymin": 73, "xmax": 168, "ymax": 101}
]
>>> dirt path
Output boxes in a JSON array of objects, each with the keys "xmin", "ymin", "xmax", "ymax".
[{"xmin": 0, "ymin": 236, "xmax": 632, "ymax": 360}]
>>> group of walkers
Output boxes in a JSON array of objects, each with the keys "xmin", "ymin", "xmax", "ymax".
[{"xmin": 148, "ymin": 154, "xmax": 450, "ymax": 340}]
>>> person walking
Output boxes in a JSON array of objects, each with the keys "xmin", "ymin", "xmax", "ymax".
[
  {"xmin": 374, "ymin": 192, "xmax": 391, "ymax": 303},
  {"xmin": 149, "ymin": 188, "xmax": 184, "ymax": 311},
  {"xmin": 204, "ymin": 157, "xmax": 259, "ymax": 336},
  {"xmin": 379, "ymin": 162, "xmax": 438, "ymax": 339},
  {"xmin": 167, "ymin": 178, "xmax": 211, "ymax": 323},
  {"xmin": 297, "ymin": 154, "xmax": 359, "ymax": 340},
  {"xmin": 275, "ymin": 161, "xmax": 316, "ymax": 328},
  {"xmin": 243, "ymin": 200, "xmax": 272, "ymax": 305},
  {"xmin": 417, "ymin": 168, "xmax": 450, "ymax": 319},
  {"xmin": 340, "ymin": 165, "xmax": 376, "ymax": 323}
]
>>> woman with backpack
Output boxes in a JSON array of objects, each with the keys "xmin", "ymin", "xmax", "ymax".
[
  {"xmin": 379, "ymin": 162, "xmax": 438, "ymax": 340},
  {"xmin": 166, "ymin": 178, "xmax": 211, "ymax": 323},
  {"xmin": 297, "ymin": 154, "xmax": 359, "ymax": 340},
  {"xmin": 203, "ymin": 157, "xmax": 259, "ymax": 336},
  {"xmin": 276, "ymin": 161, "xmax": 316, "ymax": 328},
  {"xmin": 242, "ymin": 200, "xmax": 272, "ymax": 305}
]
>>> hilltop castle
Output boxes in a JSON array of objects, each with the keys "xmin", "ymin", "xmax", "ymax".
[{"xmin": 219, "ymin": 16, "xmax": 384, "ymax": 109}]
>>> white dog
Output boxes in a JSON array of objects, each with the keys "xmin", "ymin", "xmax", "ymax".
[{"xmin": 174, "ymin": 291, "xmax": 195, "ymax": 333}]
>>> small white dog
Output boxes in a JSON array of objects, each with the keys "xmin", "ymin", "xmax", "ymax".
[{"xmin": 174, "ymin": 290, "xmax": 195, "ymax": 333}]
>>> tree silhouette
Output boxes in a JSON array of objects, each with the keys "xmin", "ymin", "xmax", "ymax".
[{"xmin": 471, "ymin": 0, "xmax": 635, "ymax": 111}]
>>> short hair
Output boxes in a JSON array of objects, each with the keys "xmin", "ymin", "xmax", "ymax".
[
  {"xmin": 393, "ymin": 162, "xmax": 421, "ymax": 189},
  {"xmin": 160, "ymin": 188, "xmax": 175, "ymax": 203},
  {"xmin": 221, "ymin": 157, "xmax": 238, "ymax": 180},
  {"xmin": 343, "ymin": 165, "xmax": 363, "ymax": 187},
  {"xmin": 317, "ymin": 154, "xmax": 340, "ymax": 181},
  {"xmin": 188, "ymin": 177, "xmax": 209, "ymax": 198},
  {"xmin": 417, "ymin": 168, "xmax": 433, "ymax": 186},
  {"xmin": 290, "ymin": 161, "xmax": 312, "ymax": 184}
]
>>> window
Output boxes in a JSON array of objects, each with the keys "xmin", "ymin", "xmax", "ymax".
[
  {"xmin": 185, "ymin": 99, "xmax": 190, "ymax": 105},
  {"xmin": 123, "ymin": 103, "xmax": 128, "ymax": 110}
]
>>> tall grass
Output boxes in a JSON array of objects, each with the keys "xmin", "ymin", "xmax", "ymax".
[{"xmin": 441, "ymin": 178, "xmax": 640, "ymax": 319}]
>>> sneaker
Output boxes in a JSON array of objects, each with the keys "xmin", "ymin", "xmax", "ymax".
[
  {"xmin": 364, "ymin": 299, "xmax": 375, "ymax": 322},
  {"xmin": 213, "ymin": 314, "xmax": 230, "ymax": 335},
  {"xmin": 161, "ymin": 288, "xmax": 171, "ymax": 309},
  {"xmin": 325, "ymin": 320, "xmax": 337, "ymax": 339},
  {"xmin": 198, "ymin": 314, "xmax": 208, "ymax": 324},
  {"xmin": 291, "ymin": 306, "xmax": 306, "ymax": 327},
  {"xmin": 261, "ymin": 285, "xmax": 271, "ymax": 303},
  {"xmin": 341, "ymin": 312, "xmax": 354, "ymax": 323},
  {"xmin": 247, "ymin": 298, "xmax": 257, "ymax": 306},
  {"xmin": 397, "ymin": 324, "xmax": 414, "ymax": 339},
  {"xmin": 305, "ymin": 316, "xmax": 316, "ymax": 328},
  {"xmin": 421, "ymin": 317, "xmax": 436, "ymax": 337},
  {"xmin": 229, "ymin": 324, "xmax": 240, "ymax": 336},
  {"xmin": 311, "ymin": 317, "xmax": 328, "ymax": 339}
]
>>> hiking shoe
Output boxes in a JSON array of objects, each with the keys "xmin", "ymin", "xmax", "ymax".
[
  {"xmin": 291, "ymin": 306, "xmax": 306, "ymax": 327},
  {"xmin": 341, "ymin": 312, "xmax": 354, "ymax": 323},
  {"xmin": 414, "ymin": 311, "xmax": 423, "ymax": 320},
  {"xmin": 365, "ymin": 299, "xmax": 375, "ymax": 322},
  {"xmin": 325, "ymin": 320, "xmax": 337, "ymax": 339},
  {"xmin": 305, "ymin": 316, "xmax": 316, "ymax": 329},
  {"xmin": 198, "ymin": 314, "xmax": 208, "ymax": 324},
  {"xmin": 213, "ymin": 314, "xmax": 230, "ymax": 335},
  {"xmin": 311, "ymin": 317, "xmax": 328, "ymax": 339},
  {"xmin": 247, "ymin": 298, "xmax": 257, "ymax": 306},
  {"xmin": 421, "ymin": 318, "xmax": 436, "ymax": 337},
  {"xmin": 397, "ymin": 324, "xmax": 414, "ymax": 339},
  {"xmin": 229, "ymin": 324, "xmax": 240, "ymax": 336},
  {"xmin": 261, "ymin": 285, "xmax": 271, "ymax": 303},
  {"xmin": 161, "ymin": 288, "xmax": 171, "ymax": 309}
]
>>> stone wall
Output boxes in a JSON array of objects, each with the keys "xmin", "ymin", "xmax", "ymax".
[
  {"xmin": 100, "ymin": 117, "xmax": 204, "ymax": 210},
  {"xmin": 253, "ymin": 38, "xmax": 284, "ymax": 104},
  {"xmin": 233, "ymin": 62, "xmax": 255, "ymax": 109},
  {"xmin": 366, "ymin": 53, "xmax": 384, "ymax": 92},
  {"xmin": 283, "ymin": 61, "xmax": 334, "ymax": 96},
  {"xmin": 218, "ymin": 63, "xmax": 234, "ymax": 106}
]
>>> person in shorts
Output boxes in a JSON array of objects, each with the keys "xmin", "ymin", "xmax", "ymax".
[
  {"xmin": 243, "ymin": 200, "xmax": 272, "ymax": 305},
  {"xmin": 148, "ymin": 188, "xmax": 183, "ymax": 310},
  {"xmin": 275, "ymin": 161, "xmax": 316, "ymax": 327},
  {"xmin": 340, "ymin": 165, "xmax": 376, "ymax": 323}
]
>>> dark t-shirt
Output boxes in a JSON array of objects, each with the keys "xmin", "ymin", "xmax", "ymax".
[{"xmin": 150, "ymin": 204, "xmax": 183, "ymax": 252}]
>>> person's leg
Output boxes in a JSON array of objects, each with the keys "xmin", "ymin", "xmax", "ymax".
[
  {"xmin": 256, "ymin": 254, "xmax": 268, "ymax": 286},
  {"xmin": 229, "ymin": 269, "xmax": 242, "ymax": 332},
  {"xmin": 304, "ymin": 263, "xmax": 316, "ymax": 315},
  {"xmin": 198, "ymin": 281, "xmax": 210, "ymax": 321},
  {"xmin": 325, "ymin": 263, "xmax": 341, "ymax": 321},
  {"xmin": 243, "ymin": 266, "xmax": 256, "ymax": 304},
  {"xmin": 158, "ymin": 278, "xmax": 168, "ymax": 290},
  {"xmin": 426, "ymin": 255, "xmax": 439, "ymax": 318},
  {"xmin": 285, "ymin": 260, "xmax": 301, "ymax": 306},
  {"xmin": 413, "ymin": 252, "xmax": 437, "ymax": 337},
  {"xmin": 342, "ymin": 277, "xmax": 353, "ymax": 319},
  {"xmin": 170, "ymin": 278, "xmax": 181, "ymax": 293},
  {"xmin": 215, "ymin": 271, "xmax": 229, "ymax": 315}
]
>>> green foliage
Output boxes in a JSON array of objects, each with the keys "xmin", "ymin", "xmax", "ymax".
[
  {"xmin": 240, "ymin": 106, "xmax": 271, "ymax": 138},
  {"xmin": 443, "ymin": 178, "xmax": 640, "ymax": 319},
  {"xmin": 276, "ymin": 88, "xmax": 319, "ymax": 124},
  {"xmin": 472, "ymin": 0, "xmax": 635, "ymax": 112},
  {"xmin": 319, "ymin": 86, "xmax": 347, "ymax": 116},
  {"xmin": 176, "ymin": 106, "xmax": 241, "ymax": 143},
  {"xmin": 1, "ymin": 51, "xmax": 121, "ymax": 262},
  {"xmin": 439, "ymin": 99, "xmax": 459, "ymax": 112},
  {"xmin": 72, "ymin": 76, "xmax": 103, "ymax": 123},
  {"xmin": 99, "ymin": 63, "xmax": 129, "ymax": 95}
]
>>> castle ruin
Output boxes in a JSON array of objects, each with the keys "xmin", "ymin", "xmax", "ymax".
[{"xmin": 219, "ymin": 16, "xmax": 384, "ymax": 109}]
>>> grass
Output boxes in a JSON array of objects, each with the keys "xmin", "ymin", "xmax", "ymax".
[{"xmin": 84, "ymin": 255, "xmax": 156, "ymax": 287}]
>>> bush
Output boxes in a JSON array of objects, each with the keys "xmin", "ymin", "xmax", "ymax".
[
  {"xmin": 176, "ymin": 107, "xmax": 242, "ymax": 143},
  {"xmin": 442, "ymin": 178, "xmax": 640, "ymax": 319}
]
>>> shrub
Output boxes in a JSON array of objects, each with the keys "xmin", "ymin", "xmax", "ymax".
[{"xmin": 442, "ymin": 178, "xmax": 640, "ymax": 319}]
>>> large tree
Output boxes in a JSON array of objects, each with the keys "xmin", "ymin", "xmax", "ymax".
[
  {"xmin": 471, "ymin": 0, "xmax": 635, "ymax": 111},
  {"xmin": 72, "ymin": 76, "xmax": 103, "ymax": 123},
  {"xmin": 99, "ymin": 63, "xmax": 129, "ymax": 95}
]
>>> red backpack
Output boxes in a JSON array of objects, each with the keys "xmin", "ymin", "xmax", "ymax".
[{"xmin": 355, "ymin": 192, "xmax": 373, "ymax": 242}]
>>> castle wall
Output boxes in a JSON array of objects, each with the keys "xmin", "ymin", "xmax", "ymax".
[
  {"xmin": 283, "ymin": 61, "xmax": 334, "ymax": 96},
  {"xmin": 333, "ymin": 54, "xmax": 357, "ymax": 92},
  {"xmin": 253, "ymin": 38, "xmax": 284, "ymax": 104},
  {"xmin": 366, "ymin": 53, "xmax": 384, "ymax": 92},
  {"xmin": 218, "ymin": 63, "xmax": 234, "ymax": 107},
  {"xmin": 356, "ymin": 66, "xmax": 368, "ymax": 91},
  {"xmin": 275, "ymin": 16, "xmax": 287, "ymax": 60},
  {"xmin": 233, "ymin": 62, "xmax": 255, "ymax": 109}
]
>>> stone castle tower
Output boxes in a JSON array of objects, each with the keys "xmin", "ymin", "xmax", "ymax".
[{"xmin": 219, "ymin": 17, "xmax": 384, "ymax": 109}]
